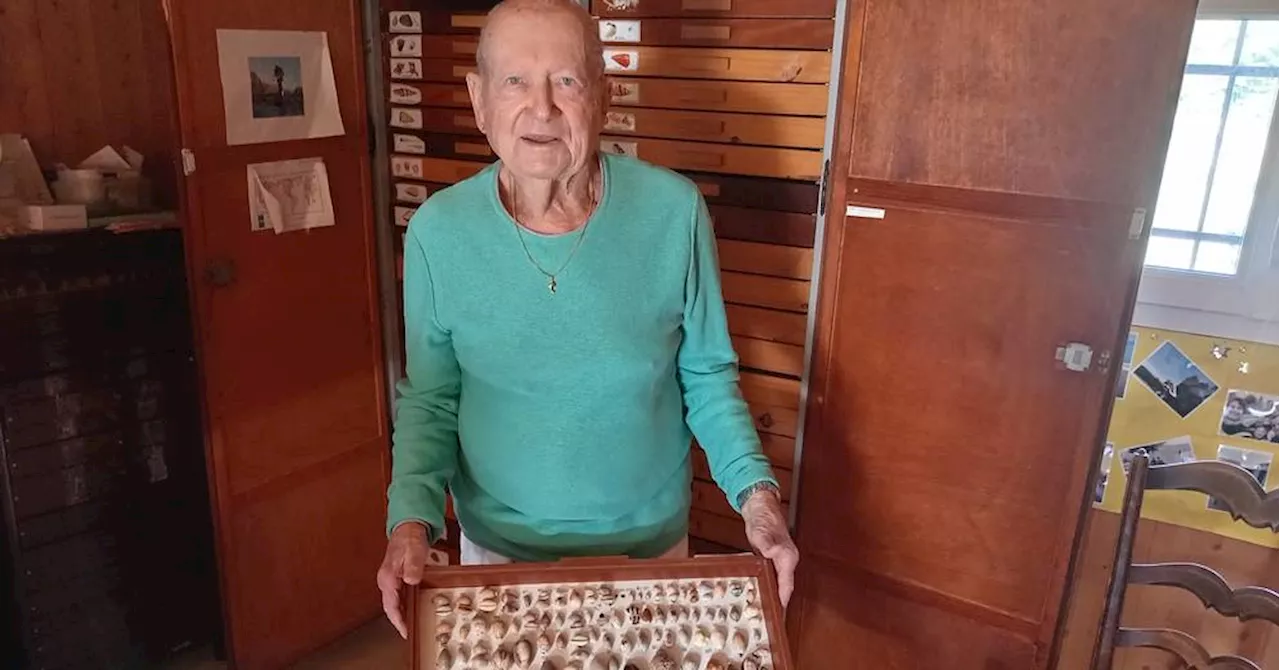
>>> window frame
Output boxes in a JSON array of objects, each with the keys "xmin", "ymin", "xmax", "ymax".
[{"xmin": 1134, "ymin": 1, "xmax": 1280, "ymax": 344}]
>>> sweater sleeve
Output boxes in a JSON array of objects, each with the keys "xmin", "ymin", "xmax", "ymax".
[
  {"xmin": 385, "ymin": 221, "xmax": 461, "ymax": 542},
  {"xmin": 676, "ymin": 193, "xmax": 779, "ymax": 513}
]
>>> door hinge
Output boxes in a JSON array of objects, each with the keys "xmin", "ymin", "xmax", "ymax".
[
  {"xmin": 817, "ymin": 159, "xmax": 830, "ymax": 216},
  {"xmin": 1128, "ymin": 207, "xmax": 1147, "ymax": 240},
  {"xmin": 1056, "ymin": 342, "xmax": 1094, "ymax": 372},
  {"xmin": 181, "ymin": 148, "xmax": 196, "ymax": 176}
]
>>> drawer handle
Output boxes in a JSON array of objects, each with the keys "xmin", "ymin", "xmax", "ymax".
[
  {"xmin": 757, "ymin": 412, "xmax": 774, "ymax": 428},
  {"xmin": 451, "ymin": 14, "xmax": 485, "ymax": 28},
  {"xmin": 677, "ymin": 150, "xmax": 725, "ymax": 169},
  {"xmin": 682, "ymin": 0, "xmax": 732, "ymax": 10},
  {"xmin": 454, "ymin": 141, "xmax": 492, "ymax": 156},
  {"xmin": 453, "ymin": 114, "xmax": 478, "ymax": 128},
  {"xmin": 452, "ymin": 41, "xmax": 477, "ymax": 54},
  {"xmin": 680, "ymin": 24, "xmax": 731, "ymax": 40},
  {"xmin": 452, "ymin": 65, "xmax": 475, "ymax": 78},
  {"xmin": 675, "ymin": 57, "xmax": 731, "ymax": 73}
]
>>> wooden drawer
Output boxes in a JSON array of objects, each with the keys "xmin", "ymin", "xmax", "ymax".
[
  {"xmin": 692, "ymin": 458, "xmax": 793, "ymax": 501},
  {"xmin": 722, "ymin": 271, "xmax": 810, "ymax": 313},
  {"xmin": 693, "ymin": 433, "xmax": 796, "ymax": 471},
  {"xmin": 593, "ymin": 0, "xmax": 837, "ymax": 19},
  {"xmin": 412, "ymin": 83, "xmax": 475, "ymax": 108},
  {"xmin": 420, "ymin": 35, "xmax": 481, "ymax": 58},
  {"xmin": 404, "ymin": 59, "xmax": 475, "ymax": 84},
  {"xmin": 603, "ymin": 107, "xmax": 824, "ymax": 149},
  {"xmin": 603, "ymin": 45, "xmax": 829, "ymax": 82},
  {"xmin": 418, "ymin": 10, "xmax": 487, "ymax": 33},
  {"xmin": 602, "ymin": 135, "xmax": 822, "ymax": 180},
  {"xmin": 609, "ymin": 77, "xmax": 828, "ymax": 116},
  {"xmin": 689, "ymin": 508, "xmax": 749, "ymax": 550},
  {"xmin": 390, "ymin": 155, "xmax": 490, "ymax": 184},
  {"xmin": 692, "ymin": 174, "xmax": 819, "ymax": 213},
  {"xmin": 740, "ymin": 370, "xmax": 801, "ymax": 409},
  {"xmin": 748, "ymin": 401, "xmax": 799, "ymax": 438},
  {"xmin": 393, "ymin": 132, "xmax": 495, "ymax": 161},
  {"xmin": 711, "ymin": 205, "xmax": 816, "ymax": 247},
  {"xmin": 734, "ymin": 335, "xmax": 804, "ymax": 377},
  {"xmin": 417, "ymin": 107, "xmax": 483, "ymax": 135},
  {"xmin": 726, "ymin": 303, "xmax": 807, "ymax": 346},
  {"xmin": 717, "ymin": 239, "xmax": 812, "ymax": 279},
  {"xmin": 599, "ymin": 18, "xmax": 835, "ymax": 50}
]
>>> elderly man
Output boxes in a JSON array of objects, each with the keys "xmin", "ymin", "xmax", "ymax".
[{"xmin": 377, "ymin": 0, "xmax": 799, "ymax": 638}]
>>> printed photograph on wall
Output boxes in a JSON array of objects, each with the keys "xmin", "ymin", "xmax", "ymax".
[
  {"xmin": 1115, "ymin": 331, "xmax": 1138, "ymax": 398},
  {"xmin": 1133, "ymin": 340, "xmax": 1220, "ymax": 418},
  {"xmin": 1094, "ymin": 442, "xmax": 1114, "ymax": 504},
  {"xmin": 1120, "ymin": 435, "xmax": 1195, "ymax": 475},
  {"xmin": 1207, "ymin": 445, "xmax": 1273, "ymax": 512},
  {"xmin": 248, "ymin": 57, "xmax": 305, "ymax": 118},
  {"xmin": 1219, "ymin": 390, "xmax": 1279, "ymax": 444}
]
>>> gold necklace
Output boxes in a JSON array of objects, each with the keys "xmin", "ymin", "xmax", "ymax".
[{"xmin": 505, "ymin": 171, "xmax": 600, "ymax": 294}]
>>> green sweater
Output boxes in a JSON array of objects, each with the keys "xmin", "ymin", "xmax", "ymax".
[{"xmin": 386, "ymin": 153, "xmax": 777, "ymax": 561}]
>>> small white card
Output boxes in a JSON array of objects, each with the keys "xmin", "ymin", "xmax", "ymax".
[
  {"xmin": 604, "ymin": 110, "xmax": 637, "ymax": 132},
  {"xmin": 391, "ymin": 155, "xmax": 425, "ymax": 179},
  {"xmin": 599, "ymin": 20, "xmax": 641, "ymax": 43},
  {"xmin": 391, "ymin": 108, "xmax": 424, "ymax": 129},
  {"xmin": 601, "ymin": 139, "xmax": 638, "ymax": 157},
  {"xmin": 395, "ymin": 182, "xmax": 431, "ymax": 204},
  {"xmin": 393, "ymin": 133, "xmax": 427, "ymax": 154},
  {"xmin": 389, "ymin": 11, "xmax": 422, "ymax": 33},
  {"xmin": 390, "ymin": 34, "xmax": 422, "ymax": 57},
  {"xmin": 394, "ymin": 206, "xmax": 416, "ymax": 227},
  {"xmin": 390, "ymin": 58, "xmax": 423, "ymax": 80},
  {"xmin": 603, "ymin": 49, "xmax": 639, "ymax": 72},
  {"xmin": 390, "ymin": 83, "xmax": 423, "ymax": 105},
  {"xmin": 609, "ymin": 80, "xmax": 640, "ymax": 104}
]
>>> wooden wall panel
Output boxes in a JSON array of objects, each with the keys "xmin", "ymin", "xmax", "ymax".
[
  {"xmin": 0, "ymin": 0, "xmax": 179, "ymax": 206},
  {"xmin": 1056, "ymin": 510, "xmax": 1278, "ymax": 670}
]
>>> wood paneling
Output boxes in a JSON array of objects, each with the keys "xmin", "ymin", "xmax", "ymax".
[
  {"xmin": 600, "ymin": 18, "xmax": 835, "ymax": 50},
  {"xmin": 733, "ymin": 335, "xmax": 805, "ymax": 377},
  {"xmin": 721, "ymin": 271, "xmax": 809, "ymax": 313},
  {"xmin": 717, "ymin": 239, "xmax": 813, "ymax": 279},
  {"xmin": 1056, "ymin": 510, "xmax": 1279, "ymax": 670},
  {"xmin": 726, "ymin": 304, "xmax": 808, "ymax": 346},
  {"xmin": 604, "ymin": 136, "xmax": 822, "ymax": 180},
  {"xmin": 608, "ymin": 78, "xmax": 830, "ymax": 116},
  {"xmin": 740, "ymin": 371, "xmax": 801, "ymax": 409},
  {"xmin": 710, "ymin": 206, "xmax": 817, "ymax": 247},
  {"xmin": 846, "ymin": 0, "xmax": 1195, "ymax": 203},
  {"xmin": 0, "ymin": 0, "xmax": 179, "ymax": 206},
  {"xmin": 593, "ymin": 0, "xmax": 838, "ymax": 19},
  {"xmin": 604, "ymin": 108, "xmax": 826, "ymax": 149}
]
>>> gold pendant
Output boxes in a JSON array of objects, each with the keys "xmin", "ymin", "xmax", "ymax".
[{"xmin": 548, "ymin": 276, "xmax": 557, "ymax": 294}]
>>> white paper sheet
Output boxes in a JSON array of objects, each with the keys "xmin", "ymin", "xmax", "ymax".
[
  {"xmin": 247, "ymin": 158, "xmax": 335, "ymax": 234},
  {"xmin": 216, "ymin": 29, "xmax": 345, "ymax": 146}
]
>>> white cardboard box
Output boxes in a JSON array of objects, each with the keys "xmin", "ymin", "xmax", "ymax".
[{"xmin": 17, "ymin": 204, "xmax": 88, "ymax": 231}]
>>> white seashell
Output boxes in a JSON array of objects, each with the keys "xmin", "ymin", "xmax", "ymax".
[
  {"xmin": 469, "ymin": 620, "xmax": 488, "ymax": 642},
  {"xmin": 489, "ymin": 619, "xmax": 507, "ymax": 639},
  {"xmin": 706, "ymin": 660, "xmax": 726, "ymax": 670},
  {"xmin": 472, "ymin": 653, "xmax": 491, "ymax": 669},
  {"xmin": 637, "ymin": 629, "xmax": 651, "ymax": 650},
  {"xmin": 435, "ymin": 633, "xmax": 450, "ymax": 646},
  {"xmin": 609, "ymin": 657, "xmax": 622, "ymax": 670},
  {"xmin": 677, "ymin": 625, "xmax": 692, "ymax": 646},
  {"xmin": 565, "ymin": 663, "xmax": 583, "ymax": 670},
  {"xmin": 730, "ymin": 630, "xmax": 748, "ymax": 656},
  {"xmin": 619, "ymin": 632, "xmax": 636, "ymax": 655},
  {"xmin": 742, "ymin": 659, "xmax": 760, "ymax": 670},
  {"xmin": 599, "ymin": 586, "xmax": 616, "ymax": 605},
  {"xmin": 536, "ymin": 634, "xmax": 552, "ymax": 656},
  {"xmin": 571, "ymin": 631, "xmax": 591, "ymax": 647},
  {"xmin": 568, "ymin": 589, "xmax": 584, "ymax": 609},
  {"xmin": 516, "ymin": 639, "xmax": 533, "ymax": 665},
  {"xmin": 539, "ymin": 662, "xmax": 557, "ymax": 670},
  {"xmin": 713, "ymin": 582, "xmax": 727, "ymax": 600},
  {"xmin": 435, "ymin": 649, "xmax": 452, "ymax": 670},
  {"xmin": 600, "ymin": 632, "xmax": 615, "ymax": 649},
  {"xmin": 640, "ymin": 606, "xmax": 654, "ymax": 624},
  {"xmin": 554, "ymin": 633, "xmax": 569, "ymax": 651},
  {"xmin": 539, "ymin": 612, "xmax": 553, "ymax": 628},
  {"xmin": 553, "ymin": 612, "xmax": 566, "ymax": 629},
  {"xmin": 507, "ymin": 620, "xmax": 521, "ymax": 638},
  {"xmin": 690, "ymin": 607, "xmax": 702, "ymax": 622},
  {"xmin": 554, "ymin": 592, "xmax": 569, "ymax": 607},
  {"xmin": 666, "ymin": 584, "xmax": 681, "ymax": 601},
  {"xmin": 522, "ymin": 591, "xmax": 535, "ymax": 608},
  {"xmin": 522, "ymin": 612, "xmax": 539, "ymax": 630},
  {"xmin": 537, "ymin": 589, "xmax": 551, "ymax": 606},
  {"xmin": 568, "ymin": 612, "xmax": 585, "ymax": 630},
  {"xmin": 710, "ymin": 628, "xmax": 726, "ymax": 651},
  {"xmin": 698, "ymin": 582, "xmax": 715, "ymax": 599},
  {"xmin": 692, "ymin": 627, "xmax": 710, "ymax": 650},
  {"xmin": 457, "ymin": 645, "xmax": 471, "ymax": 662},
  {"xmin": 729, "ymin": 606, "xmax": 741, "ymax": 623},
  {"xmin": 494, "ymin": 648, "xmax": 515, "ymax": 670},
  {"xmin": 662, "ymin": 629, "xmax": 677, "ymax": 647},
  {"xmin": 456, "ymin": 596, "xmax": 475, "ymax": 615},
  {"xmin": 584, "ymin": 587, "xmax": 597, "ymax": 606},
  {"xmin": 681, "ymin": 655, "xmax": 700, "ymax": 670},
  {"xmin": 743, "ymin": 604, "xmax": 761, "ymax": 621},
  {"xmin": 652, "ymin": 650, "xmax": 677, "ymax": 670},
  {"xmin": 675, "ymin": 606, "xmax": 689, "ymax": 624},
  {"xmin": 595, "ymin": 610, "xmax": 611, "ymax": 627},
  {"xmin": 433, "ymin": 593, "xmax": 452, "ymax": 608},
  {"xmin": 715, "ymin": 608, "xmax": 729, "ymax": 623},
  {"xmin": 728, "ymin": 582, "xmax": 745, "ymax": 599},
  {"xmin": 436, "ymin": 622, "xmax": 453, "ymax": 636},
  {"xmin": 571, "ymin": 647, "xmax": 591, "ymax": 661},
  {"xmin": 611, "ymin": 610, "xmax": 627, "ymax": 630},
  {"xmin": 457, "ymin": 623, "xmax": 471, "ymax": 639}
]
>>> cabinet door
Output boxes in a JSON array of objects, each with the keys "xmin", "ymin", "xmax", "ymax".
[
  {"xmin": 164, "ymin": 1, "xmax": 388, "ymax": 668},
  {"xmin": 795, "ymin": 0, "xmax": 1196, "ymax": 667}
]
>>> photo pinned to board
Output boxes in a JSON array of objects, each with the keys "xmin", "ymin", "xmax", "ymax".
[
  {"xmin": 216, "ymin": 30, "xmax": 344, "ymax": 146},
  {"xmin": 1094, "ymin": 442, "xmax": 1114, "ymax": 505},
  {"xmin": 248, "ymin": 56, "xmax": 305, "ymax": 119},
  {"xmin": 1120, "ymin": 435, "xmax": 1195, "ymax": 476},
  {"xmin": 1219, "ymin": 390, "xmax": 1279, "ymax": 444},
  {"xmin": 1132, "ymin": 340, "xmax": 1220, "ymax": 418},
  {"xmin": 1115, "ymin": 331, "xmax": 1137, "ymax": 399},
  {"xmin": 1206, "ymin": 445, "xmax": 1273, "ymax": 512}
]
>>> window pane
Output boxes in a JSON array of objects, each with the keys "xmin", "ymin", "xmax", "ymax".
[
  {"xmin": 1187, "ymin": 20, "xmax": 1241, "ymax": 66},
  {"xmin": 1146, "ymin": 235, "xmax": 1195, "ymax": 270},
  {"xmin": 1151, "ymin": 74, "xmax": 1230, "ymax": 232},
  {"xmin": 1192, "ymin": 240, "xmax": 1243, "ymax": 274},
  {"xmin": 1239, "ymin": 20, "xmax": 1279, "ymax": 67},
  {"xmin": 1201, "ymin": 77, "xmax": 1278, "ymax": 237}
]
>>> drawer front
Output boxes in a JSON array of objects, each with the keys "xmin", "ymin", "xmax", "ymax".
[
  {"xmin": 602, "ymin": 135, "xmax": 822, "ymax": 180},
  {"xmin": 592, "ymin": 0, "xmax": 837, "ymax": 19},
  {"xmin": 691, "ymin": 465, "xmax": 794, "ymax": 512},
  {"xmin": 740, "ymin": 370, "xmax": 802, "ymax": 410},
  {"xmin": 420, "ymin": 35, "xmax": 482, "ymax": 58},
  {"xmin": 608, "ymin": 77, "xmax": 828, "ymax": 116},
  {"xmin": 599, "ymin": 18, "xmax": 835, "ymax": 50},
  {"xmin": 689, "ymin": 509, "xmax": 749, "ymax": 550},
  {"xmin": 602, "ymin": 45, "xmax": 829, "ymax": 83},
  {"xmin": 716, "ymin": 239, "xmax": 814, "ymax": 280},
  {"xmin": 391, "ymin": 155, "xmax": 491, "ymax": 184},
  {"xmin": 418, "ymin": 107, "xmax": 484, "ymax": 135},
  {"xmin": 415, "ymin": 83, "xmax": 476, "ymax": 108},
  {"xmin": 688, "ymin": 173, "xmax": 819, "ymax": 212},
  {"xmin": 398, "ymin": 58, "xmax": 475, "ymax": 84},
  {"xmin": 726, "ymin": 303, "xmax": 808, "ymax": 347},
  {"xmin": 733, "ymin": 335, "xmax": 805, "ymax": 377},
  {"xmin": 710, "ymin": 205, "xmax": 817, "ymax": 247},
  {"xmin": 603, "ymin": 107, "xmax": 824, "ymax": 149},
  {"xmin": 418, "ymin": 10, "xmax": 488, "ymax": 34},
  {"xmin": 721, "ymin": 271, "xmax": 810, "ymax": 314},
  {"xmin": 396, "ymin": 132, "xmax": 496, "ymax": 161}
]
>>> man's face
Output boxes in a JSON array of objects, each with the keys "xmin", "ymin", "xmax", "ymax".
[{"xmin": 467, "ymin": 9, "xmax": 604, "ymax": 182}]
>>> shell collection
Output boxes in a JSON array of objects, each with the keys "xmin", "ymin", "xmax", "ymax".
[{"xmin": 423, "ymin": 578, "xmax": 771, "ymax": 670}]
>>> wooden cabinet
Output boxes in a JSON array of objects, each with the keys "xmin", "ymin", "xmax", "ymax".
[
  {"xmin": 599, "ymin": 18, "xmax": 836, "ymax": 49},
  {"xmin": 592, "ymin": 0, "xmax": 837, "ymax": 19},
  {"xmin": 791, "ymin": 0, "xmax": 1198, "ymax": 666}
]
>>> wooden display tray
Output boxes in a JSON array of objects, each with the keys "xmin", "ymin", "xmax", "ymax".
[{"xmin": 405, "ymin": 554, "xmax": 793, "ymax": 670}]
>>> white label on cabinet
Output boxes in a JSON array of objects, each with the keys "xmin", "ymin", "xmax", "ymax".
[
  {"xmin": 394, "ymin": 206, "xmax": 416, "ymax": 227},
  {"xmin": 390, "ymin": 83, "xmax": 423, "ymax": 105},
  {"xmin": 391, "ymin": 155, "xmax": 425, "ymax": 179},
  {"xmin": 609, "ymin": 80, "xmax": 640, "ymax": 104},
  {"xmin": 389, "ymin": 58, "xmax": 423, "ymax": 80},
  {"xmin": 395, "ymin": 182, "xmax": 431, "ymax": 204},
  {"xmin": 393, "ymin": 134, "xmax": 427, "ymax": 154},
  {"xmin": 846, "ymin": 205, "xmax": 886, "ymax": 219},
  {"xmin": 601, "ymin": 139, "xmax": 638, "ymax": 157},
  {"xmin": 603, "ymin": 49, "xmax": 639, "ymax": 72},
  {"xmin": 604, "ymin": 111, "xmax": 637, "ymax": 132},
  {"xmin": 389, "ymin": 11, "xmax": 422, "ymax": 33},
  {"xmin": 599, "ymin": 20, "xmax": 641, "ymax": 43},
  {"xmin": 390, "ymin": 108, "xmax": 424, "ymax": 130},
  {"xmin": 390, "ymin": 34, "xmax": 422, "ymax": 57}
]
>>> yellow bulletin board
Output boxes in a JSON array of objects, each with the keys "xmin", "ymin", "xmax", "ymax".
[{"xmin": 1095, "ymin": 326, "xmax": 1279, "ymax": 548}]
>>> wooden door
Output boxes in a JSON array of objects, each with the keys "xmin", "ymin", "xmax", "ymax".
[
  {"xmin": 791, "ymin": 0, "xmax": 1196, "ymax": 667},
  {"xmin": 164, "ymin": 1, "xmax": 388, "ymax": 668}
]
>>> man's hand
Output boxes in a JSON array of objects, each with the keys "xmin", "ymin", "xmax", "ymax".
[
  {"xmin": 377, "ymin": 522, "xmax": 431, "ymax": 639},
  {"xmin": 741, "ymin": 488, "xmax": 800, "ymax": 607}
]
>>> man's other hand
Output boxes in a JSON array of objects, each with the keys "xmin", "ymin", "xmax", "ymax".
[
  {"xmin": 377, "ymin": 521, "xmax": 430, "ymax": 639},
  {"xmin": 741, "ymin": 489, "xmax": 800, "ymax": 607}
]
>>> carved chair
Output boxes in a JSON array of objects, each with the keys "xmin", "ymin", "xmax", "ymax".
[{"xmin": 1092, "ymin": 452, "xmax": 1279, "ymax": 669}]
